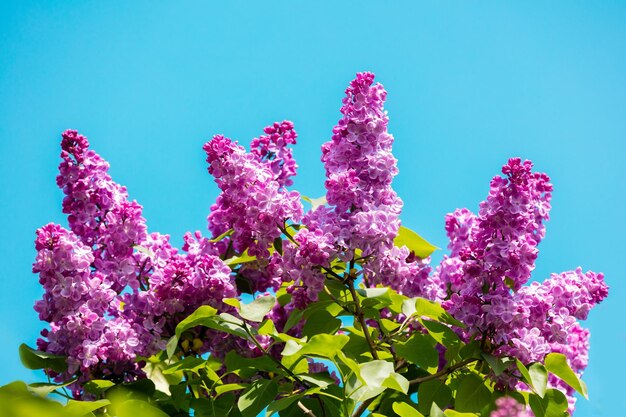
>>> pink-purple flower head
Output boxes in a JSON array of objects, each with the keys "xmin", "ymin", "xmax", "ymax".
[{"xmin": 204, "ymin": 131, "xmax": 302, "ymax": 257}]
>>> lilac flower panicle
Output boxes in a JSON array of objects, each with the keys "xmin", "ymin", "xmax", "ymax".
[
  {"xmin": 57, "ymin": 129, "xmax": 148, "ymax": 292},
  {"xmin": 322, "ymin": 72, "xmax": 400, "ymax": 214},
  {"xmin": 204, "ymin": 132, "xmax": 303, "ymax": 258}
]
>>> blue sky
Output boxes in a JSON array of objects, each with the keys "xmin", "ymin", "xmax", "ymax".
[{"xmin": 0, "ymin": 2, "xmax": 624, "ymax": 415}]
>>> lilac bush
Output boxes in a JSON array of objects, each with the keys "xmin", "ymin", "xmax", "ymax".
[{"xmin": 7, "ymin": 72, "xmax": 607, "ymax": 417}]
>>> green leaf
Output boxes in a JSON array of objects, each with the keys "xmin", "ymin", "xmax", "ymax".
[
  {"xmin": 516, "ymin": 359, "xmax": 534, "ymax": 391},
  {"xmin": 223, "ymin": 298, "xmax": 241, "ymax": 309},
  {"xmin": 414, "ymin": 298, "xmax": 465, "ymax": 328},
  {"xmin": 360, "ymin": 361, "xmax": 395, "ymax": 388},
  {"xmin": 162, "ymin": 356, "xmax": 206, "ymax": 375},
  {"xmin": 133, "ymin": 244, "xmax": 155, "ymax": 257},
  {"xmin": 430, "ymin": 402, "xmax": 446, "ymax": 417},
  {"xmin": 544, "ymin": 353, "xmax": 588, "ymax": 398},
  {"xmin": 528, "ymin": 389, "xmax": 568, "ymax": 417},
  {"xmin": 382, "ymin": 372, "xmax": 410, "ymax": 394},
  {"xmin": 281, "ymin": 339, "xmax": 303, "ymax": 357},
  {"xmin": 394, "ymin": 226, "xmax": 439, "ymax": 258},
  {"xmin": 297, "ymin": 374, "xmax": 334, "ymax": 388},
  {"xmin": 210, "ymin": 228, "xmax": 234, "ymax": 242},
  {"xmin": 401, "ymin": 299, "xmax": 417, "ymax": 317},
  {"xmin": 444, "ymin": 410, "xmax": 479, "ymax": 416},
  {"xmin": 528, "ymin": 363, "xmax": 548, "ymax": 398},
  {"xmin": 240, "ymin": 295, "xmax": 276, "ymax": 323},
  {"xmin": 237, "ymin": 379, "xmax": 278, "ymax": 417},
  {"xmin": 266, "ymin": 394, "xmax": 303, "ymax": 416},
  {"xmin": 286, "ymin": 334, "xmax": 349, "ymax": 360},
  {"xmin": 302, "ymin": 195, "xmax": 327, "ymax": 210},
  {"xmin": 417, "ymin": 378, "xmax": 452, "ymax": 415},
  {"xmin": 481, "ymin": 353, "xmax": 510, "ymax": 376},
  {"xmin": 206, "ymin": 313, "xmax": 248, "ymax": 338},
  {"xmin": 193, "ymin": 394, "xmax": 238, "ymax": 417},
  {"xmin": 27, "ymin": 380, "xmax": 75, "ymax": 397},
  {"xmin": 215, "ymin": 383, "xmax": 249, "ymax": 396},
  {"xmin": 454, "ymin": 373, "xmax": 491, "ymax": 412},
  {"xmin": 395, "ymin": 334, "xmax": 438, "ymax": 373},
  {"xmin": 283, "ymin": 309, "xmax": 304, "ymax": 333},
  {"xmin": 302, "ymin": 310, "xmax": 341, "ymax": 337},
  {"xmin": 19, "ymin": 344, "xmax": 67, "ymax": 373},
  {"xmin": 175, "ymin": 305, "xmax": 218, "ymax": 338},
  {"xmin": 392, "ymin": 401, "xmax": 424, "ymax": 417},
  {"xmin": 116, "ymin": 399, "xmax": 169, "ymax": 417},
  {"xmin": 83, "ymin": 379, "xmax": 116, "ymax": 395},
  {"xmin": 420, "ymin": 319, "xmax": 462, "ymax": 349},
  {"xmin": 166, "ymin": 336, "xmax": 178, "ymax": 359},
  {"xmin": 143, "ymin": 360, "xmax": 182, "ymax": 395},
  {"xmin": 224, "ymin": 250, "xmax": 257, "ymax": 266},
  {"xmin": 258, "ymin": 319, "xmax": 277, "ymax": 336},
  {"xmin": 64, "ymin": 399, "xmax": 111, "ymax": 416}
]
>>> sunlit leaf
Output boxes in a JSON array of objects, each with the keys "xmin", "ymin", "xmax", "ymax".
[
  {"xmin": 544, "ymin": 353, "xmax": 588, "ymax": 399},
  {"xmin": 394, "ymin": 226, "xmax": 439, "ymax": 258}
]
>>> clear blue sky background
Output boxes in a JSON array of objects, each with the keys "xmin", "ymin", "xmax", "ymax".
[{"xmin": 0, "ymin": 2, "xmax": 624, "ymax": 416}]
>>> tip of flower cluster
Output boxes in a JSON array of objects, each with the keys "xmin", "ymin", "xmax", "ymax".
[
  {"xmin": 203, "ymin": 135, "xmax": 236, "ymax": 165},
  {"xmin": 340, "ymin": 72, "xmax": 387, "ymax": 118},
  {"xmin": 501, "ymin": 158, "xmax": 533, "ymax": 180},
  {"xmin": 261, "ymin": 121, "xmax": 297, "ymax": 144},
  {"xmin": 61, "ymin": 130, "xmax": 90, "ymax": 162},
  {"xmin": 350, "ymin": 72, "xmax": 376, "ymax": 89}
]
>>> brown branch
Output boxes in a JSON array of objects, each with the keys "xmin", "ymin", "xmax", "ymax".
[
  {"xmin": 298, "ymin": 401, "xmax": 317, "ymax": 417},
  {"xmin": 409, "ymin": 358, "xmax": 478, "ymax": 386},
  {"xmin": 346, "ymin": 279, "xmax": 379, "ymax": 360}
]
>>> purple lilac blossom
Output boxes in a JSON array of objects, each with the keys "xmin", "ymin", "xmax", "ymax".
[
  {"xmin": 32, "ymin": 224, "xmax": 146, "ymax": 389},
  {"xmin": 433, "ymin": 158, "xmax": 607, "ymax": 413},
  {"xmin": 57, "ymin": 130, "xmax": 148, "ymax": 292},
  {"xmin": 490, "ymin": 397, "xmax": 534, "ymax": 417},
  {"xmin": 34, "ymin": 131, "xmax": 243, "ymax": 395},
  {"xmin": 204, "ymin": 131, "xmax": 303, "ymax": 259},
  {"xmin": 316, "ymin": 72, "xmax": 431, "ymax": 298}
]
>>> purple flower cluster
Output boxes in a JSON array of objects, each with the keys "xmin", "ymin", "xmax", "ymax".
[
  {"xmin": 34, "ymin": 131, "xmax": 240, "ymax": 394},
  {"xmin": 429, "ymin": 158, "xmax": 607, "ymax": 409},
  {"xmin": 250, "ymin": 120, "xmax": 298, "ymax": 187},
  {"xmin": 322, "ymin": 72, "xmax": 400, "ymax": 215},
  {"xmin": 279, "ymin": 72, "xmax": 430, "ymax": 304},
  {"xmin": 57, "ymin": 130, "xmax": 147, "ymax": 292},
  {"xmin": 31, "ymin": 74, "xmax": 607, "ymax": 415},
  {"xmin": 490, "ymin": 397, "xmax": 534, "ymax": 417},
  {"xmin": 204, "ymin": 130, "xmax": 303, "ymax": 258},
  {"xmin": 33, "ymin": 223, "xmax": 147, "ymax": 389}
]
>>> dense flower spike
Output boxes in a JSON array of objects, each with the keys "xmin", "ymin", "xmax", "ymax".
[
  {"xmin": 322, "ymin": 72, "xmax": 400, "ymax": 214},
  {"xmin": 28, "ymin": 75, "xmax": 606, "ymax": 416},
  {"xmin": 32, "ymin": 223, "xmax": 147, "ymax": 387},
  {"xmin": 204, "ymin": 132, "xmax": 302, "ymax": 258},
  {"xmin": 57, "ymin": 129, "xmax": 148, "ymax": 292}
]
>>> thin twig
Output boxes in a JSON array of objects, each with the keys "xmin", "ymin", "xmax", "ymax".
[
  {"xmin": 351, "ymin": 397, "xmax": 375, "ymax": 417},
  {"xmin": 323, "ymin": 285, "xmax": 353, "ymax": 315},
  {"xmin": 298, "ymin": 400, "xmax": 317, "ymax": 417},
  {"xmin": 242, "ymin": 323, "xmax": 303, "ymax": 383},
  {"xmin": 409, "ymin": 358, "xmax": 478, "ymax": 386},
  {"xmin": 346, "ymin": 279, "xmax": 379, "ymax": 360}
]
